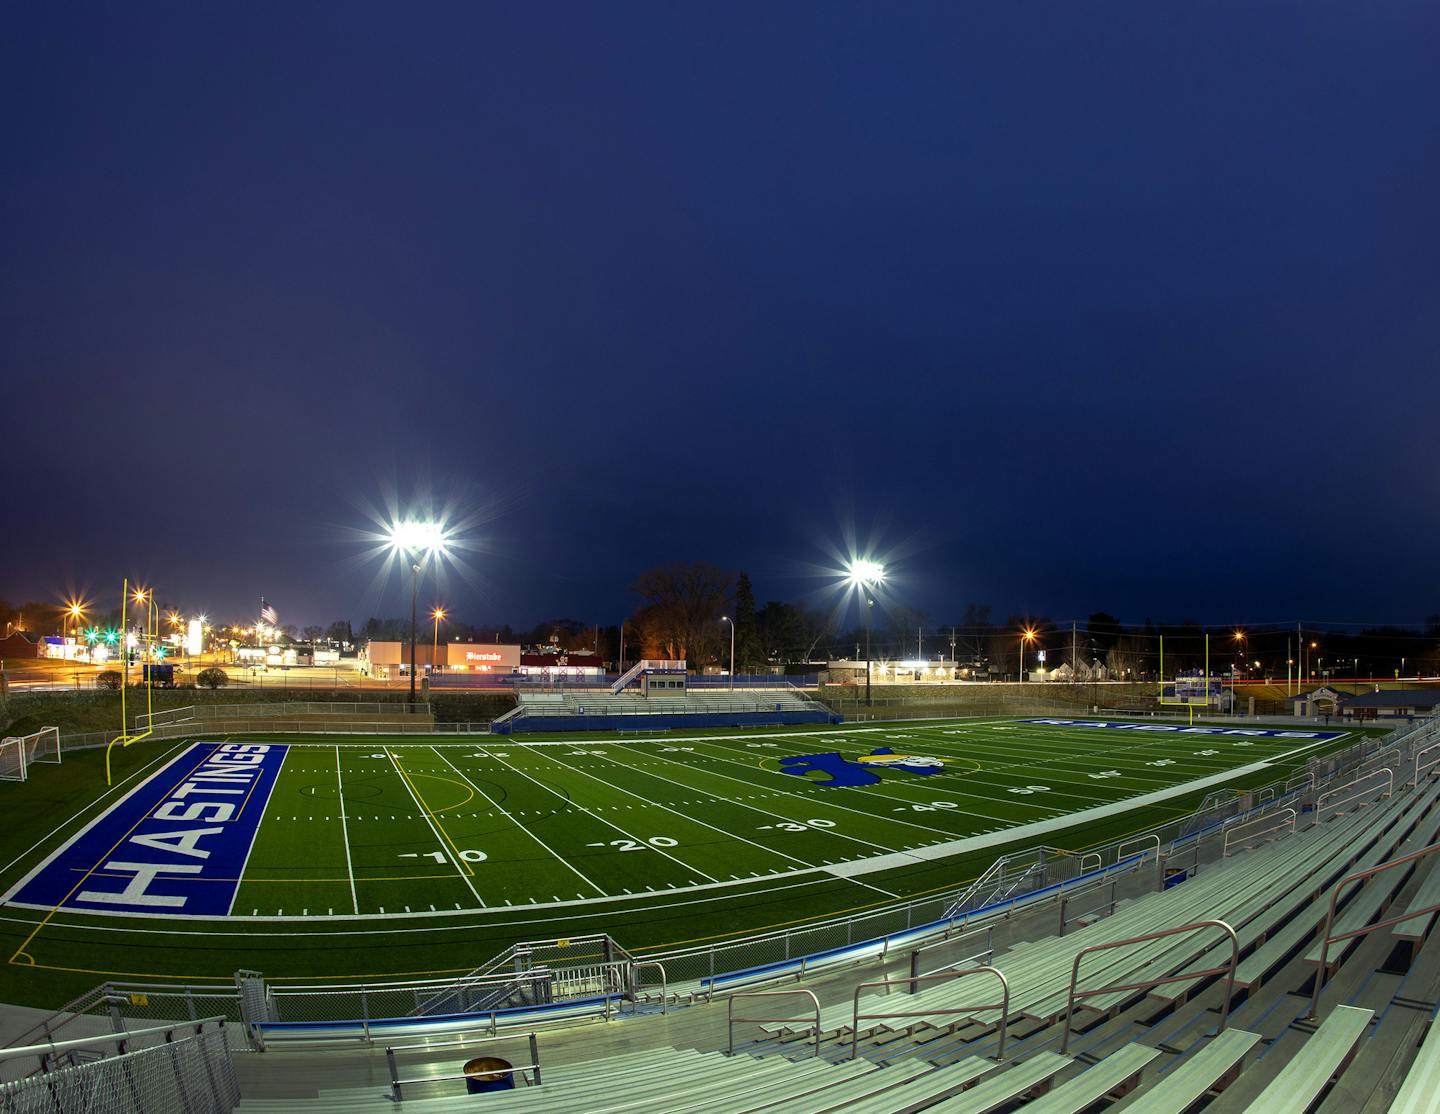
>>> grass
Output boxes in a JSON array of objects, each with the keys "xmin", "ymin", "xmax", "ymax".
[{"xmin": 0, "ymin": 716, "xmax": 1381, "ymax": 1006}]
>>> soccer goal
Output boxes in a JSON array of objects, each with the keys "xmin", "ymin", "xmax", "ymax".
[{"xmin": 0, "ymin": 727, "xmax": 62, "ymax": 782}]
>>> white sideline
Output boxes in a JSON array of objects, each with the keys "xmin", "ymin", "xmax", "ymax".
[{"xmin": 825, "ymin": 750, "xmax": 1304, "ymax": 878}]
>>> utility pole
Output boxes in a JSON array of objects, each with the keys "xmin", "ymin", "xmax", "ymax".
[{"xmin": 408, "ymin": 562, "xmax": 419, "ymax": 704}]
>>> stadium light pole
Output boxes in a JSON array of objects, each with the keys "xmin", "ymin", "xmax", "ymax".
[
  {"xmin": 846, "ymin": 560, "xmax": 885, "ymax": 707},
  {"xmin": 431, "ymin": 607, "xmax": 446, "ymax": 675},
  {"xmin": 1232, "ymin": 630, "xmax": 1245, "ymax": 716},
  {"xmin": 63, "ymin": 601, "xmax": 85, "ymax": 642},
  {"xmin": 721, "ymin": 616, "xmax": 735, "ymax": 690},
  {"xmin": 388, "ymin": 520, "xmax": 449, "ymax": 704},
  {"xmin": 1018, "ymin": 627, "xmax": 1037, "ymax": 682}
]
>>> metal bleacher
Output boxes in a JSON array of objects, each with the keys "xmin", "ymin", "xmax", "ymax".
[{"xmin": 491, "ymin": 684, "xmax": 836, "ymax": 734}]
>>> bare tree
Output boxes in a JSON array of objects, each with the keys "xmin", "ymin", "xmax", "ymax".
[{"xmin": 629, "ymin": 562, "xmax": 735, "ymax": 667}]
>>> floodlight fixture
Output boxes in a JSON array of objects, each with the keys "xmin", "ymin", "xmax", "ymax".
[
  {"xmin": 846, "ymin": 559, "xmax": 886, "ymax": 587},
  {"xmin": 387, "ymin": 519, "xmax": 450, "ymax": 555}
]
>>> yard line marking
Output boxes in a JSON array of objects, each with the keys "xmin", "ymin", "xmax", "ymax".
[
  {"xmin": 430, "ymin": 747, "xmax": 607, "ymax": 897},
  {"xmin": 583, "ymin": 746, "xmax": 913, "ymax": 857},
  {"xmin": 335, "ymin": 745, "xmax": 359, "ymax": 915},
  {"xmin": 536, "ymin": 748, "xmax": 825, "ymax": 867},
  {"xmin": 648, "ymin": 741, "xmax": 986, "ymax": 838},
  {"xmin": 485, "ymin": 748, "xmax": 721, "ymax": 884},
  {"xmin": 386, "ymin": 748, "xmax": 485, "ymax": 909}
]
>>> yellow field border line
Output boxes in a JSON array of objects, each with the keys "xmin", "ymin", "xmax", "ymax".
[{"xmin": 387, "ymin": 749, "xmax": 475, "ymax": 879}]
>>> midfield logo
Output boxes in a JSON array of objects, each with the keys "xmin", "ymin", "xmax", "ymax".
[{"xmin": 779, "ymin": 746, "xmax": 948, "ymax": 788}]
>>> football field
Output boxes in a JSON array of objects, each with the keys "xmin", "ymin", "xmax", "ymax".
[{"xmin": 4, "ymin": 717, "xmax": 1355, "ymax": 927}]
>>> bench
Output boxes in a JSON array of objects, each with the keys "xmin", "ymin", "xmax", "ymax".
[
  {"xmin": 1121, "ymin": 1027, "xmax": 1261, "ymax": 1113},
  {"xmin": 1390, "ymin": 1016, "xmax": 1440, "ymax": 1114},
  {"xmin": 1242, "ymin": 1005, "xmax": 1372, "ymax": 1114},
  {"xmin": 734, "ymin": 1060, "xmax": 941, "ymax": 1114},
  {"xmin": 805, "ymin": 1055, "xmax": 1001, "ymax": 1114},
  {"xmin": 924, "ymin": 1052, "xmax": 1069, "ymax": 1112},
  {"xmin": 1019, "ymin": 1043, "xmax": 1161, "ymax": 1113},
  {"xmin": 1396, "ymin": 856, "xmax": 1440, "ymax": 944}
]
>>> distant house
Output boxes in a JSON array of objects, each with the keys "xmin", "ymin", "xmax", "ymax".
[
  {"xmin": 1287, "ymin": 686, "xmax": 1346, "ymax": 718},
  {"xmin": 0, "ymin": 631, "xmax": 42, "ymax": 660},
  {"xmin": 1339, "ymin": 688, "xmax": 1440, "ymax": 721}
]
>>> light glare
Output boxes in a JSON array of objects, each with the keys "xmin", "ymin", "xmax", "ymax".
[
  {"xmin": 846, "ymin": 559, "xmax": 885, "ymax": 585},
  {"xmin": 387, "ymin": 520, "xmax": 450, "ymax": 554}
]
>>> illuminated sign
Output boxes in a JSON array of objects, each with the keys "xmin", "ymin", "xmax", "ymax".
[
  {"xmin": 465, "ymin": 651, "xmax": 503, "ymax": 662},
  {"xmin": 186, "ymin": 619, "xmax": 203, "ymax": 656}
]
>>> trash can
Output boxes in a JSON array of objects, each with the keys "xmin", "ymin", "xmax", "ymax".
[{"xmin": 463, "ymin": 1056, "xmax": 515, "ymax": 1094}]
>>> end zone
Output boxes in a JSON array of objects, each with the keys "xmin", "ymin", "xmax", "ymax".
[{"xmin": 3, "ymin": 741, "xmax": 288, "ymax": 919}]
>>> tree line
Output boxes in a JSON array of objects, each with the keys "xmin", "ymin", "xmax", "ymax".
[{"xmin": 6, "ymin": 588, "xmax": 1438, "ymax": 679}]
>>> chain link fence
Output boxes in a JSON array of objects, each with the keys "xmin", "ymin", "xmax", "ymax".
[{"xmin": 0, "ymin": 1018, "xmax": 238, "ymax": 1114}]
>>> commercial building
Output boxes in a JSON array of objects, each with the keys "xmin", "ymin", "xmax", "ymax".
[
  {"xmin": 1339, "ymin": 688, "xmax": 1440, "ymax": 720},
  {"xmin": 519, "ymin": 652, "xmax": 605, "ymax": 680},
  {"xmin": 0, "ymin": 632, "xmax": 41, "ymax": 659},
  {"xmin": 363, "ymin": 641, "xmax": 522, "ymax": 676}
]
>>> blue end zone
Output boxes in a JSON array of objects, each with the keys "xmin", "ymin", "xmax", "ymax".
[
  {"xmin": 5, "ymin": 741, "xmax": 287, "ymax": 917},
  {"xmin": 494, "ymin": 709, "xmax": 836, "ymax": 734},
  {"xmin": 1015, "ymin": 719, "xmax": 1344, "ymax": 741}
]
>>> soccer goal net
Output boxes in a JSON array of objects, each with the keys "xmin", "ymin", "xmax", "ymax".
[{"xmin": 0, "ymin": 727, "xmax": 62, "ymax": 782}]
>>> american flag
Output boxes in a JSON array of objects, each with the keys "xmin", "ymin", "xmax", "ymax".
[{"xmin": 259, "ymin": 600, "xmax": 278, "ymax": 626}]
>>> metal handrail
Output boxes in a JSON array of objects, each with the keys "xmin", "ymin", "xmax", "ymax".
[
  {"xmin": 1059, "ymin": 919, "xmax": 1239, "ymax": 1053},
  {"xmin": 1308, "ymin": 840, "xmax": 1440, "ymax": 1018},
  {"xmin": 1059, "ymin": 876, "xmax": 1119, "ymax": 935},
  {"xmin": 1117, "ymin": 833, "xmax": 1162, "ymax": 890},
  {"xmin": 1222, "ymin": 808, "xmax": 1297, "ymax": 857},
  {"xmin": 851, "ymin": 966, "xmax": 1009, "ymax": 1061},
  {"xmin": 1414, "ymin": 740, "xmax": 1440, "ymax": 787},
  {"xmin": 1359, "ymin": 746, "xmax": 1406, "ymax": 785},
  {"xmin": 1317, "ymin": 768, "xmax": 1394, "ymax": 816},
  {"xmin": 630, "ymin": 960, "xmax": 669, "ymax": 1014},
  {"xmin": 388, "ymin": 1030, "xmax": 539, "ymax": 1099},
  {"xmin": 0, "ymin": 1016, "xmax": 230, "ymax": 1069},
  {"xmin": 727, "ymin": 990, "xmax": 821, "ymax": 1057},
  {"xmin": 907, "ymin": 924, "xmax": 995, "ymax": 988}
]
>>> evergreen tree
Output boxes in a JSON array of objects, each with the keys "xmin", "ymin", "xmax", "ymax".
[{"xmin": 735, "ymin": 571, "xmax": 761, "ymax": 671}]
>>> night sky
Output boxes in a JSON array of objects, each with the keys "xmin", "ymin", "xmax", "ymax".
[{"xmin": 3, "ymin": 2, "xmax": 1437, "ymax": 630}]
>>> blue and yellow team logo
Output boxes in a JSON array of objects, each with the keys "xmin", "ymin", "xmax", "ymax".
[{"xmin": 779, "ymin": 746, "xmax": 948, "ymax": 787}]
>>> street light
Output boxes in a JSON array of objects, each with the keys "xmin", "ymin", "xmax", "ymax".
[
  {"xmin": 388, "ymin": 520, "xmax": 450, "ymax": 703},
  {"xmin": 1019, "ymin": 627, "xmax": 1037, "ymax": 682},
  {"xmin": 431, "ymin": 607, "xmax": 446, "ymax": 675},
  {"xmin": 846, "ymin": 560, "xmax": 885, "ymax": 707},
  {"xmin": 720, "ymin": 616, "xmax": 735, "ymax": 690}
]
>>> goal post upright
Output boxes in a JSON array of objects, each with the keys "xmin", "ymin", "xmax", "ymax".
[{"xmin": 1158, "ymin": 632, "xmax": 1212, "ymax": 725}]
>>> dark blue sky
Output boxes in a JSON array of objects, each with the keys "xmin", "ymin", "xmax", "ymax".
[{"xmin": 3, "ymin": 2, "xmax": 1437, "ymax": 630}]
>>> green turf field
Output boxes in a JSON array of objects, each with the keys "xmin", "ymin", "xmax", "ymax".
[{"xmin": 0, "ymin": 717, "xmax": 1372, "ymax": 1004}]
